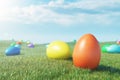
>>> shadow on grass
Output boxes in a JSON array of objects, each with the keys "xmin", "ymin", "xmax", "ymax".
[
  {"xmin": 91, "ymin": 65, "xmax": 120, "ymax": 74},
  {"xmin": 67, "ymin": 57, "xmax": 73, "ymax": 61},
  {"xmin": 49, "ymin": 57, "xmax": 73, "ymax": 61}
]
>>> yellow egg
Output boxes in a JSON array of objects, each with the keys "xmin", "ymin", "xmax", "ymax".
[{"xmin": 46, "ymin": 41, "xmax": 70, "ymax": 59}]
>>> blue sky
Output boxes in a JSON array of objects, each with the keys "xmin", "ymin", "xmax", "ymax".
[{"xmin": 0, "ymin": 0, "xmax": 120, "ymax": 43}]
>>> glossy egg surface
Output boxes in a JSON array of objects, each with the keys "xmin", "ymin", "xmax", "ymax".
[{"xmin": 73, "ymin": 34, "xmax": 101, "ymax": 69}]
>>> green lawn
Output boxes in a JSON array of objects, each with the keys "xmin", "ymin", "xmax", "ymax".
[{"xmin": 0, "ymin": 41, "xmax": 120, "ymax": 80}]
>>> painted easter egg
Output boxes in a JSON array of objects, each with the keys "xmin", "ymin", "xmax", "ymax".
[
  {"xmin": 27, "ymin": 43, "xmax": 34, "ymax": 48},
  {"xmin": 101, "ymin": 44, "xmax": 111, "ymax": 53},
  {"xmin": 16, "ymin": 41, "xmax": 22, "ymax": 45},
  {"xmin": 15, "ymin": 44, "xmax": 21, "ymax": 49},
  {"xmin": 73, "ymin": 34, "xmax": 101, "ymax": 69},
  {"xmin": 5, "ymin": 46, "xmax": 20, "ymax": 56},
  {"xmin": 26, "ymin": 41, "xmax": 31, "ymax": 44},
  {"xmin": 10, "ymin": 42, "xmax": 16, "ymax": 47},
  {"xmin": 107, "ymin": 44, "xmax": 120, "ymax": 53},
  {"xmin": 46, "ymin": 41, "xmax": 70, "ymax": 59}
]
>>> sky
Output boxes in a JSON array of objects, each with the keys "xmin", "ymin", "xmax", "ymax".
[{"xmin": 0, "ymin": 0, "xmax": 120, "ymax": 43}]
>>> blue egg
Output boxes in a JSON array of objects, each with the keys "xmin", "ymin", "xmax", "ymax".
[
  {"xmin": 14, "ymin": 44, "xmax": 21, "ymax": 49},
  {"xmin": 5, "ymin": 46, "xmax": 20, "ymax": 56},
  {"xmin": 107, "ymin": 45, "xmax": 120, "ymax": 53}
]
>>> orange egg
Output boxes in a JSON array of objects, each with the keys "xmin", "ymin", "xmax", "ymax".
[
  {"xmin": 73, "ymin": 33, "xmax": 101, "ymax": 69},
  {"xmin": 16, "ymin": 41, "xmax": 22, "ymax": 45}
]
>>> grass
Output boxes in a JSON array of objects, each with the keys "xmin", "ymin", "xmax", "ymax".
[{"xmin": 0, "ymin": 41, "xmax": 120, "ymax": 80}]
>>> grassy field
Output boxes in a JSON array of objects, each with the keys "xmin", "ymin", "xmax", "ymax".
[{"xmin": 0, "ymin": 41, "xmax": 120, "ymax": 80}]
